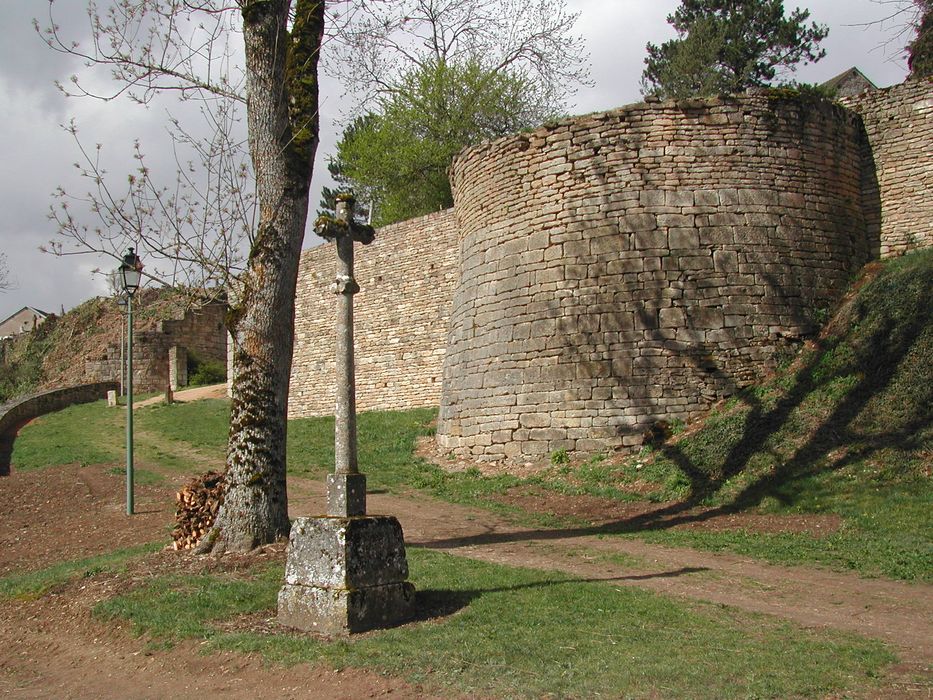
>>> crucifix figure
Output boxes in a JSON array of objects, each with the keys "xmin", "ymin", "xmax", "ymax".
[{"xmin": 313, "ymin": 195, "xmax": 375, "ymax": 517}]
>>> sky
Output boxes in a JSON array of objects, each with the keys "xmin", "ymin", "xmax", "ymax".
[{"xmin": 0, "ymin": 0, "xmax": 916, "ymax": 321}]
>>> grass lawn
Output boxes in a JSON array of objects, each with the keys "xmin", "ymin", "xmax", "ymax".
[
  {"xmin": 11, "ymin": 395, "xmax": 931, "ymax": 582},
  {"xmin": 89, "ymin": 547, "xmax": 893, "ymax": 699}
]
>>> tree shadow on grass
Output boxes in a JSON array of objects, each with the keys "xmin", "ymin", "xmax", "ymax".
[{"xmin": 412, "ymin": 566, "xmax": 709, "ymax": 622}]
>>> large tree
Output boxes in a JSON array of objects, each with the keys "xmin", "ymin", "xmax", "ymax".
[
  {"xmin": 323, "ymin": 0, "xmax": 589, "ymax": 225},
  {"xmin": 641, "ymin": 0, "xmax": 829, "ymax": 99},
  {"xmin": 41, "ymin": 0, "xmax": 325, "ymax": 552}
]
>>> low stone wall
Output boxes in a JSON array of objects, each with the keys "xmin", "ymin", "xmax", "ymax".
[
  {"xmin": 437, "ymin": 92, "xmax": 870, "ymax": 460},
  {"xmin": 0, "ymin": 381, "xmax": 118, "ymax": 474},
  {"xmin": 841, "ymin": 77, "xmax": 933, "ymax": 258},
  {"xmin": 289, "ymin": 209, "xmax": 459, "ymax": 418}
]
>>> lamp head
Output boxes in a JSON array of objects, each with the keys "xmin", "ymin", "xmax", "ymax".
[{"xmin": 120, "ymin": 247, "xmax": 143, "ymax": 297}]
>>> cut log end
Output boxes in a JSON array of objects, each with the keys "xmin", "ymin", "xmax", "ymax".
[{"xmin": 172, "ymin": 470, "xmax": 226, "ymax": 551}]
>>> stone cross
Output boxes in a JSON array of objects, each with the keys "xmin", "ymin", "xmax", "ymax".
[
  {"xmin": 314, "ymin": 196, "xmax": 375, "ymax": 517},
  {"xmin": 279, "ymin": 197, "xmax": 413, "ymax": 635}
]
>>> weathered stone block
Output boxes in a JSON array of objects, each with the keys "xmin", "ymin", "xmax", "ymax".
[
  {"xmin": 278, "ymin": 515, "xmax": 416, "ymax": 636},
  {"xmin": 327, "ymin": 473, "xmax": 367, "ymax": 517},
  {"xmin": 278, "ymin": 581, "xmax": 415, "ymax": 636},
  {"xmin": 634, "ymin": 230, "xmax": 668, "ymax": 250},
  {"xmin": 659, "ymin": 307, "xmax": 686, "ymax": 328},
  {"xmin": 619, "ymin": 213, "xmax": 657, "ymax": 233},
  {"xmin": 284, "ymin": 516, "xmax": 409, "ymax": 589},
  {"xmin": 713, "ymin": 250, "xmax": 739, "ymax": 272},
  {"xmin": 689, "ymin": 308, "xmax": 725, "ymax": 330},
  {"xmin": 520, "ymin": 412, "xmax": 551, "ymax": 428},
  {"xmin": 668, "ymin": 228, "xmax": 700, "ymax": 249}
]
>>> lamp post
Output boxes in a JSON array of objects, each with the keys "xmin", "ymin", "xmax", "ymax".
[
  {"xmin": 116, "ymin": 295, "xmax": 127, "ymax": 397},
  {"xmin": 119, "ymin": 247, "xmax": 142, "ymax": 515}
]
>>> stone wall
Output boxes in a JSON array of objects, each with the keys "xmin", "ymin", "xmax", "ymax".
[
  {"xmin": 289, "ymin": 209, "xmax": 459, "ymax": 418},
  {"xmin": 0, "ymin": 381, "xmax": 118, "ymax": 474},
  {"xmin": 85, "ymin": 302, "xmax": 227, "ymax": 393},
  {"xmin": 436, "ymin": 92, "xmax": 871, "ymax": 460},
  {"xmin": 840, "ymin": 77, "xmax": 933, "ymax": 258}
]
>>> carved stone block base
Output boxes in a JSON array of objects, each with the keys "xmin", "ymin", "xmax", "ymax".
[
  {"xmin": 278, "ymin": 581, "xmax": 415, "ymax": 636},
  {"xmin": 277, "ymin": 515, "xmax": 415, "ymax": 635}
]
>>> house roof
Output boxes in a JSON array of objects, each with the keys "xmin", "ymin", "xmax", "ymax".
[
  {"xmin": 0, "ymin": 306, "xmax": 50, "ymax": 327},
  {"xmin": 821, "ymin": 67, "xmax": 878, "ymax": 94}
]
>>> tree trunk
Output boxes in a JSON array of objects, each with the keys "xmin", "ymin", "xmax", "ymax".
[{"xmin": 206, "ymin": 0, "xmax": 324, "ymax": 553}]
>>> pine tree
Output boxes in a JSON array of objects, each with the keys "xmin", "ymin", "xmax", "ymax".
[{"xmin": 642, "ymin": 0, "xmax": 828, "ymax": 99}]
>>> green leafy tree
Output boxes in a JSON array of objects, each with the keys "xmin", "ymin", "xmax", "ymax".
[
  {"xmin": 641, "ymin": 0, "xmax": 829, "ymax": 99},
  {"xmin": 908, "ymin": 0, "xmax": 933, "ymax": 77},
  {"xmin": 333, "ymin": 58, "xmax": 549, "ymax": 225},
  {"xmin": 317, "ymin": 115, "xmax": 378, "ymax": 222},
  {"xmin": 324, "ymin": 0, "xmax": 589, "ymax": 226}
]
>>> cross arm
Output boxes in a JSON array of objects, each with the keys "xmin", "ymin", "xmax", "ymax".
[{"xmin": 313, "ymin": 215, "xmax": 376, "ymax": 245}]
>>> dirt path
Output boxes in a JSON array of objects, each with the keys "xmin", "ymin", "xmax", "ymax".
[
  {"xmin": 136, "ymin": 383, "xmax": 227, "ymax": 408},
  {"xmin": 1, "ymin": 463, "xmax": 930, "ymax": 697},
  {"xmin": 387, "ymin": 494, "xmax": 932, "ymax": 659}
]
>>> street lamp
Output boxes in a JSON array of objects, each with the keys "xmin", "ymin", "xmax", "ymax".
[
  {"xmin": 119, "ymin": 247, "xmax": 143, "ymax": 515},
  {"xmin": 116, "ymin": 295, "xmax": 127, "ymax": 397}
]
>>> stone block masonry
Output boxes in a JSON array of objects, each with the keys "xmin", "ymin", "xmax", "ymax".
[
  {"xmin": 841, "ymin": 77, "xmax": 933, "ymax": 258},
  {"xmin": 85, "ymin": 302, "xmax": 227, "ymax": 393},
  {"xmin": 437, "ymin": 92, "xmax": 873, "ymax": 460},
  {"xmin": 0, "ymin": 381, "xmax": 118, "ymax": 474},
  {"xmin": 285, "ymin": 80, "xmax": 933, "ymax": 462},
  {"xmin": 277, "ymin": 516, "xmax": 415, "ymax": 635},
  {"xmin": 289, "ymin": 209, "xmax": 459, "ymax": 418}
]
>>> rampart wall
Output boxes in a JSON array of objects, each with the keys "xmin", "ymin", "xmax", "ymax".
[
  {"xmin": 0, "ymin": 381, "xmax": 118, "ymax": 474},
  {"xmin": 289, "ymin": 209, "xmax": 459, "ymax": 418},
  {"xmin": 437, "ymin": 92, "xmax": 871, "ymax": 459},
  {"xmin": 85, "ymin": 302, "xmax": 227, "ymax": 393},
  {"xmin": 840, "ymin": 77, "xmax": 933, "ymax": 257},
  {"xmin": 287, "ymin": 80, "xmax": 933, "ymax": 461}
]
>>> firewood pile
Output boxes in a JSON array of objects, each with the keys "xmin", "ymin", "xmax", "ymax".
[{"xmin": 172, "ymin": 471, "xmax": 225, "ymax": 550}]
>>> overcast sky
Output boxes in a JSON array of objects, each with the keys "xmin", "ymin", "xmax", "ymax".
[{"xmin": 0, "ymin": 0, "xmax": 914, "ymax": 321}]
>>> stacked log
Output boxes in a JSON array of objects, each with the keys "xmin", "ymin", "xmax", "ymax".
[{"xmin": 172, "ymin": 471, "xmax": 225, "ymax": 550}]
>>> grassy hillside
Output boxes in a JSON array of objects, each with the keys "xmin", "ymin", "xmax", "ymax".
[
  {"xmin": 620, "ymin": 248, "xmax": 932, "ymax": 577},
  {"xmin": 0, "ymin": 289, "xmax": 194, "ymax": 402}
]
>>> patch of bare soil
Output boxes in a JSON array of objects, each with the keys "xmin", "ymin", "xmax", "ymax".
[
  {"xmin": 136, "ymin": 383, "xmax": 228, "ymax": 408},
  {"xmin": 0, "ymin": 571, "xmax": 434, "ymax": 699},
  {"xmin": 1, "ymin": 454, "xmax": 930, "ymax": 698},
  {"xmin": 0, "ymin": 465, "xmax": 440, "ymax": 699},
  {"xmin": 0, "ymin": 463, "xmax": 173, "ymax": 577},
  {"xmin": 493, "ymin": 484, "xmax": 843, "ymax": 536}
]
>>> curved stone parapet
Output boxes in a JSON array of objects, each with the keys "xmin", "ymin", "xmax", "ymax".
[
  {"xmin": 0, "ymin": 381, "xmax": 118, "ymax": 474},
  {"xmin": 437, "ymin": 92, "xmax": 871, "ymax": 460}
]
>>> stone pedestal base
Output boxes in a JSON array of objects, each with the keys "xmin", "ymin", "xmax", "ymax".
[{"xmin": 277, "ymin": 515, "xmax": 415, "ymax": 635}]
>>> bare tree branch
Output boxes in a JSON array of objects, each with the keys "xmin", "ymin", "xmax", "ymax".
[
  {"xmin": 0, "ymin": 253, "xmax": 13, "ymax": 293},
  {"xmin": 325, "ymin": 0, "xmax": 591, "ymax": 117},
  {"xmin": 37, "ymin": 0, "xmax": 246, "ymax": 104}
]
